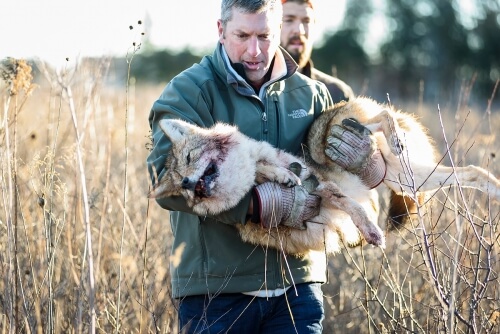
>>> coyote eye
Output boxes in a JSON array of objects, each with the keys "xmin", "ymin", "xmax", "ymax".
[{"xmin": 186, "ymin": 146, "xmax": 202, "ymax": 165}]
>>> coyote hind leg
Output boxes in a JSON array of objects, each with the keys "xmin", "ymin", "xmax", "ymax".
[
  {"xmin": 364, "ymin": 109, "xmax": 404, "ymax": 156},
  {"xmin": 384, "ymin": 162, "xmax": 500, "ymax": 202},
  {"xmin": 315, "ymin": 182, "xmax": 385, "ymax": 248},
  {"xmin": 414, "ymin": 164, "xmax": 500, "ymax": 200}
]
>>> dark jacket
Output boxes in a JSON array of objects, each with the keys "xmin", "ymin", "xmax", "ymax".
[
  {"xmin": 300, "ymin": 60, "xmax": 354, "ymax": 103},
  {"xmin": 147, "ymin": 43, "xmax": 333, "ymax": 298}
]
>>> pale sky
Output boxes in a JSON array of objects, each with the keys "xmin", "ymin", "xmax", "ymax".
[{"xmin": 0, "ymin": 0, "xmax": 346, "ymax": 68}]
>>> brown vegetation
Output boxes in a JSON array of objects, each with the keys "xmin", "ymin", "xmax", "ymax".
[{"xmin": 1, "ymin": 58, "xmax": 499, "ymax": 333}]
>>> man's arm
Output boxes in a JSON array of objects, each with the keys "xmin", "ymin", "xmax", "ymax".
[{"xmin": 147, "ymin": 77, "xmax": 255, "ymax": 226}]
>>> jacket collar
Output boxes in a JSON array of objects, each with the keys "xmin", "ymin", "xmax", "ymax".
[
  {"xmin": 215, "ymin": 42, "xmax": 298, "ymax": 96},
  {"xmin": 299, "ymin": 59, "xmax": 313, "ymax": 78}
]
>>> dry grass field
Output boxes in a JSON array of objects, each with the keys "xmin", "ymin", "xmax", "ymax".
[{"xmin": 1, "ymin": 58, "xmax": 499, "ymax": 333}]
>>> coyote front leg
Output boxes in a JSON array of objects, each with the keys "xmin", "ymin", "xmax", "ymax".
[{"xmin": 255, "ymin": 163, "xmax": 302, "ymax": 187}]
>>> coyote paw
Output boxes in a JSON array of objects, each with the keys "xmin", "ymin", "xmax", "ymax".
[
  {"xmin": 363, "ymin": 229, "xmax": 386, "ymax": 248},
  {"xmin": 256, "ymin": 164, "xmax": 301, "ymax": 186},
  {"xmin": 275, "ymin": 167, "xmax": 302, "ymax": 187}
]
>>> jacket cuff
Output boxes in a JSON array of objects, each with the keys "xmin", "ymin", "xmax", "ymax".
[{"xmin": 359, "ymin": 149, "xmax": 386, "ymax": 189}]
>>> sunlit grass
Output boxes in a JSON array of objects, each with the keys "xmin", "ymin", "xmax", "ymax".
[{"xmin": 1, "ymin": 58, "xmax": 499, "ymax": 333}]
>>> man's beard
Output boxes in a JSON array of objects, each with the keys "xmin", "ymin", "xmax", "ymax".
[
  {"xmin": 288, "ymin": 48, "xmax": 308, "ymax": 69},
  {"xmin": 286, "ymin": 36, "xmax": 310, "ymax": 68}
]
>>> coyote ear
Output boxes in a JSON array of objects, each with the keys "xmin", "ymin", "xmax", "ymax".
[
  {"xmin": 159, "ymin": 119, "xmax": 193, "ymax": 142},
  {"xmin": 148, "ymin": 182, "xmax": 169, "ymax": 199}
]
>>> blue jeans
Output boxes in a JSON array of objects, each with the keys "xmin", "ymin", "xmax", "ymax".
[{"xmin": 178, "ymin": 283, "xmax": 324, "ymax": 334}]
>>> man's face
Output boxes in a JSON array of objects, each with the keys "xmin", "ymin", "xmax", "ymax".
[
  {"xmin": 281, "ymin": 2, "xmax": 315, "ymax": 68},
  {"xmin": 218, "ymin": 8, "xmax": 281, "ymax": 88}
]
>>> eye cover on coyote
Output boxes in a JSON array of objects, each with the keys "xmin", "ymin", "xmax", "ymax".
[{"xmin": 149, "ymin": 97, "xmax": 500, "ymax": 255}]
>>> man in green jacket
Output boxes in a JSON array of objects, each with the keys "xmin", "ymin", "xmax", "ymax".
[
  {"xmin": 281, "ymin": 0, "xmax": 354, "ymax": 103},
  {"xmin": 147, "ymin": 0, "xmax": 385, "ymax": 332}
]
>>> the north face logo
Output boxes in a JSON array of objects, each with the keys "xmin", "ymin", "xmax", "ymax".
[{"xmin": 288, "ymin": 109, "xmax": 308, "ymax": 119}]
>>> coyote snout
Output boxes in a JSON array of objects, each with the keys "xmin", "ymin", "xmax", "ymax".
[
  {"xmin": 181, "ymin": 177, "xmax": 196, "ymax": 190},
  {"xmin": 181, "ymin": 162, "xmax": 219, "ymax": 198}
]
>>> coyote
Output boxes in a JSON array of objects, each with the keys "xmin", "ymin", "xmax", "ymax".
[
  {"xmin": 148, "ymin": 117, "xmax": 385, "ymax": 255},
  {"xmin": 149, "ymin": 97, "xmax": 500, "ymax": 255}
]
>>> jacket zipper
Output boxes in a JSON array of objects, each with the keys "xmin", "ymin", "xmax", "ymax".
[
  {"xmin": 261, "ymin": 107, "xmax": 268, "ymax": 138},
  {"xmin": 199, "ymin": 217, "xmax": 209, "ymax": 277},
  {"xmin": 274, "ymin": 99, "xmax": 280, "ymax": 147}
]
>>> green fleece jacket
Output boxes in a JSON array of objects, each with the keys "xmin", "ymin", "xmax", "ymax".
[{"xmin": 147, "ymin": 43, "xmax": 333, "ymax": 298}]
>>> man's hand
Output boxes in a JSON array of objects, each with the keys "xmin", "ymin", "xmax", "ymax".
[
  {"xmin": 252, "ymin": 182, "xmax": 321, "ymax": 230},
  {"xmin": 325, "ymin": 118, "xmax": 386, "ymax": 189}
]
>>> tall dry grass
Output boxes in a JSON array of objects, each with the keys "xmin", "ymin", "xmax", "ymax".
[
  {"xmin": 323, "ymin": 85, "xmax": 500, "ymax": 333},
  {"xmin": 1, "ymin": 57, "xmax": 176, "ymax": 333},
  {"xmin": 0, "ymin": 58, "xmax": 499, "ymax": 333}
]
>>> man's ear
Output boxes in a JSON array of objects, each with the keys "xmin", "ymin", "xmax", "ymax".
[{"xmin": 217, "ymin": 20, "xmax": 225, "ymax": 43}]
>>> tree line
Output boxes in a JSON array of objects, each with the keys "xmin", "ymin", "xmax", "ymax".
[{"xmin": 129, "ymin": 0, "xmax": 499, "ymax": 106}]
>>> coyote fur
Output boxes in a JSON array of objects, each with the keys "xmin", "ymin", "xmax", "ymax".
[
  {"xmin": 310, "ymin": 97, "xmax": 500, "ymax": 229},
  {"xmin": 149, "ymin": 97, "xmax": 500, "ymax": 255}
]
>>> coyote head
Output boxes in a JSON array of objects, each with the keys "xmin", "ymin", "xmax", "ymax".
[{"xmin": 148, "ymin": 119, "xmax": 252, "ymax": 215}]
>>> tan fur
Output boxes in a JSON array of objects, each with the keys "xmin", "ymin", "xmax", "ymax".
[
  {"xmin": 149, "ymin": 119, "xmax": 385, "ymax": 255},
  {"xmin": 149, "ymin": 97, "xmax": 500, "ymax": 256},
  {"xmin": 309, "ymin": 97, "xmax": 500, "ymax": 228}
]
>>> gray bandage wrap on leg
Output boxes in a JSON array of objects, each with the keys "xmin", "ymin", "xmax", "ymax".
[
  {"xmin": 359, "ymin": 149, "xmax": 386, "ymax": 188},
  {"xmin": 252, "ymin": 182, "xmax": 320, "ymax": 230}
]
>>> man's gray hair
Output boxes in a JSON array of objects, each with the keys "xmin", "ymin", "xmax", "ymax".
[{"xmin": 220, "ymin": 0, "xmax": 282, "ymax": 27}]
